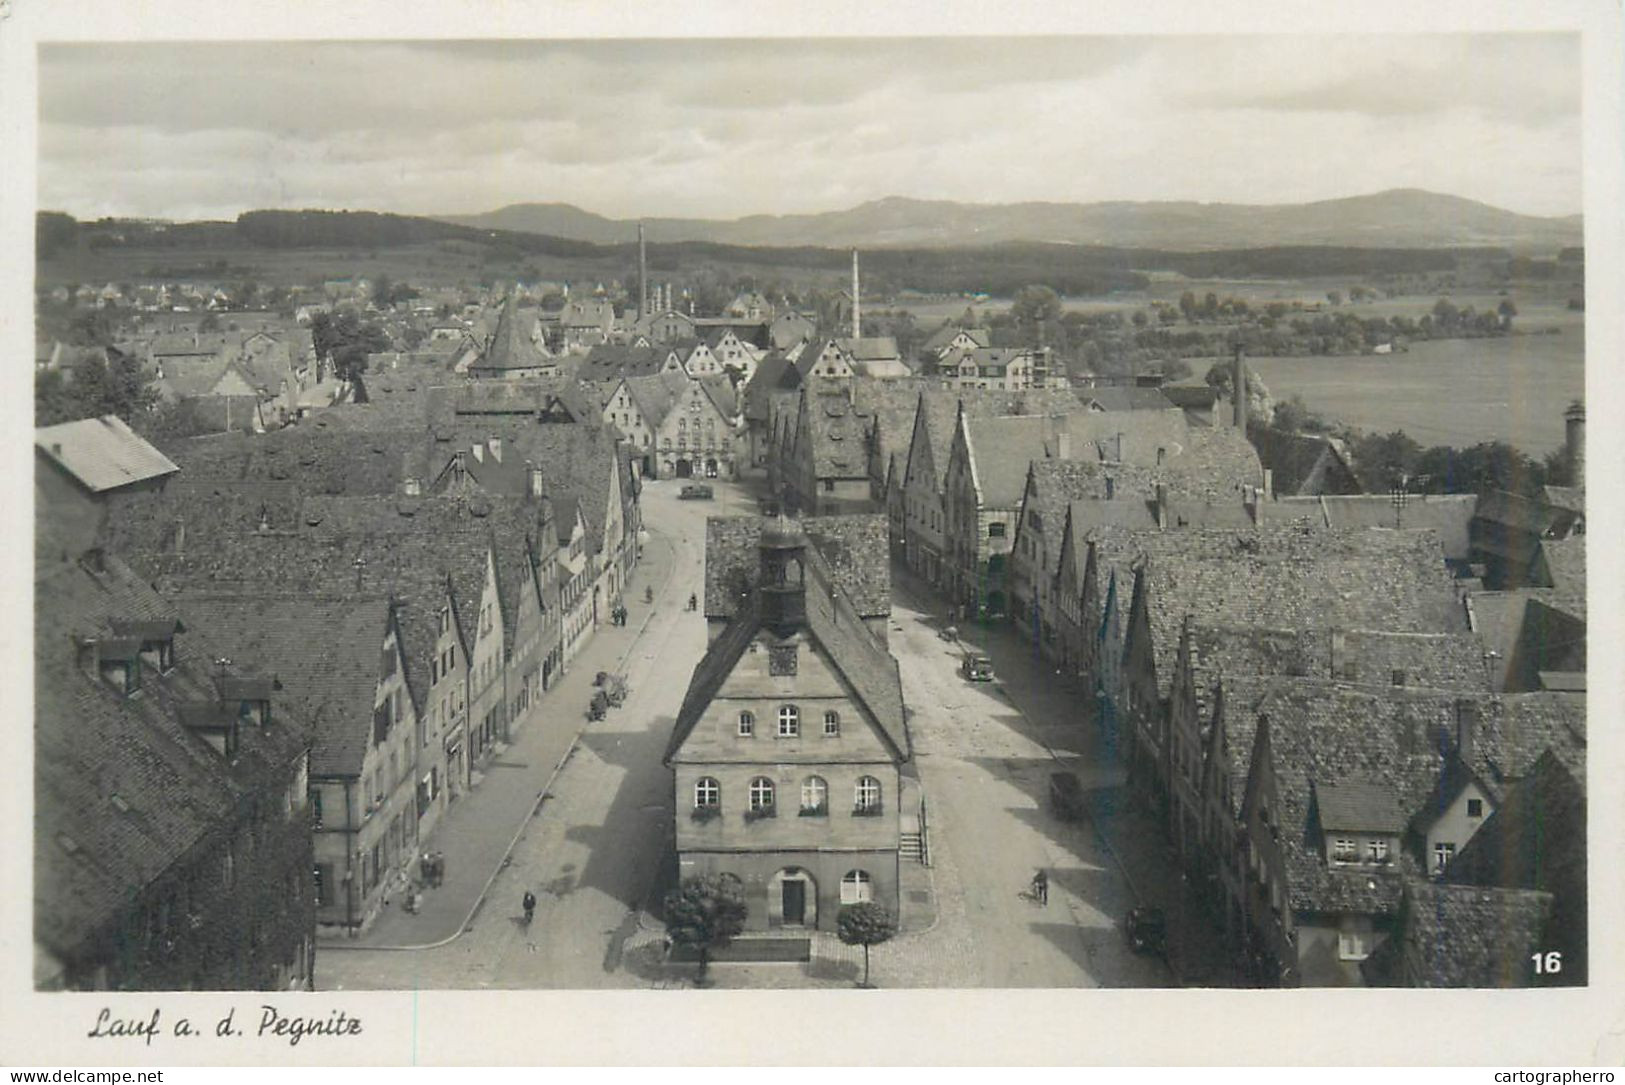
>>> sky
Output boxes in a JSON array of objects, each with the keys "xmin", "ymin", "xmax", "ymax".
[{"xmin": 37, "ymin": 34, "xmax": 1583, "ymax": 222}]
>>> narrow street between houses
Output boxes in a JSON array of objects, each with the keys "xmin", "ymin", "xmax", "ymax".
[{"xmin": 319, "ymin": 477, "xmax": 1227, "ymax": 990}]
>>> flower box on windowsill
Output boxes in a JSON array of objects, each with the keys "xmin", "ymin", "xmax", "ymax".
[
  {"xmin": 690, "ymin": 805, "xmax": 720, "ymax": 823},
  {"xmin": 743, "ymin": 805, "xmax": 777, "ymax": 822},
  {"xmin": 798, "ymin": 805, "xmax": 828, "ymax": 818},
  {"xmin": 851, "ymin": 805, "xmax": 884, "ymax": 818}
]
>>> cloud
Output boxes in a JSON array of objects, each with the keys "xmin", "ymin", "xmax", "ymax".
[{"xmin": 36, "ymin": 35, "xmax": 1582, "ymax": 221}]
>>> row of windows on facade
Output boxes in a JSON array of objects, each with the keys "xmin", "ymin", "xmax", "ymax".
[
  {"xmin": 693, "ymin": 775, "xmax": 882, "ymax": 814},
  {"xmin": 736, "ymin": 706, "xmax": 841, "ymax": 738}
]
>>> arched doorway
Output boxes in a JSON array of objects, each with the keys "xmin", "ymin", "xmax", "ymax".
[
  {"xmin": 767, "ymin": 867, "xmax": 817, "ymax": 928},
  {"xmin": 705, "ymin": 458, "xmax": 719, "ymax": 478},
  {"xmin": 675, "ymin": 458, "xmax": 693, "ymax": 478}
]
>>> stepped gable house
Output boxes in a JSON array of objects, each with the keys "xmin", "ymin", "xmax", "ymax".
[{"xmin": 665, "ymin": 515, "xmax": 911, "ymax": 932}]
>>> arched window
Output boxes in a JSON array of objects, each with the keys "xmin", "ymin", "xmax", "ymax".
[
  {"xmin": 778, "ymin": 704, "xmax": 800, "ymax": 737},
  {"xmin": 693, "ymin": 777, "xmax": 720, "ymax": 809},
  {"xmin": 749, "ymin": 777, "xmax": 775, "ymax": 812},
  {"xmin": 855, "ymin": 776, "xmax": 882, "ymax": 815},
  {"xmin": 823, "ymin": 710, "xmax": 840, "ymax": 736},
  {"xmin": 737, "ymin": 710, "xmax": 755, "ymax": 737},
  {"xmin": 840, "ymin": 869, "xmax": 873, "ymax": 904},
  {"xmin": 800, "ymin": 776, "xmax": 827, "ymax": 815}
]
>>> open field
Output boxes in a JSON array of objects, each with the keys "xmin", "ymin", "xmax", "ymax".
[{"xmin": 1247, "ymin": 329, "xmax": 1583, "ymax": 455}]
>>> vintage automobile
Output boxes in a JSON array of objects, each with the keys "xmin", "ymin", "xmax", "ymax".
[
  {"xmin": 1127, "ymin": 906, "xmax": 1167, "ymax": 956},
  {"xmin": 679, "ymin": 483, "xmax": 715, "ymax": 500},
  {"xmin": 1049, "ymin": 771, "xmax": 1086, "ymax": 822},
  {"xmin": 960, "ymin": 652, "xmax": 995, "ymax": 682}
]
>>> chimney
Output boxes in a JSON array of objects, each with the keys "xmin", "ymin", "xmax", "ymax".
[
  {"xmin": 1262, "ymin": 467, "xmax": 1274, "ymax": 499},
  {"xmin": 1564, "ymin": 400, "xmax": 1584, "ymax": 487},
  {"xmin": 1455, "ymin": 698, "xmax": 1481, "ymax": 764},
  {"xmin": 527, "ymin": 460, "xmax": 545, "ymax": 498},
  {"xmin": 1154, "ymin": 483, "xmax": 1168, "ymax": 530},
  {"xmin": 1114, "ymin": 432, "xmax": 1124, "ymax": 463},
  {"xmin": 851, "ymin": 249, "xmax": 861, "ymax": 340},
  {"xmin": 471, "ymin": 443, "xmax": 484, "ymax": 464},
  {"xmin": 638, "ymin": 222, "xmax": 648, "ymax": 323},
  {"xmin": 489, "ymin": 436, "xmax": 503, "ymax": 463},
  {"xmin": 1329, "ymin": 629, "xmax": 1346, "ymax": 680},
  {"xmin": 1232, "ymin": 345, "xmax": 1247, "ymax": 431}
]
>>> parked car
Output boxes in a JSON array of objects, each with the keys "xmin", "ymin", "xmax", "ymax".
[
  {"xmin": 1049, "ymin": 771, "xmax": 1085, "ymax": 822},
  {"xmin": 759, "ymin": 499, "xmax": 780, "ymax": 516},
  {"xmin": 1127, "ymin": 906, "xmax": 1167, "ymax": 956},
  {"xmin": 960, "ymin": 652, "xmax": 995, "ymax": 682},
  {"xmin": 679, "ymin": 484, "xmax": 714, "ymax": 500}
]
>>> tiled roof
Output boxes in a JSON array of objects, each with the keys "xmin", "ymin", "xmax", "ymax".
[
  {"xmin": 1542, "ymin": 485, "xmax": 1584, "ymax": 516},
  {"xmin": 697, "ymin": 373, "xmax": 740, "ymax": 419},
  {"xmin": 804, "ymin": 385, "xmax": 872, "ymax": 479},
  {"xmin": 1243, "ymin": 678, "xmax": 1457, "ymax": 914},
  {"xmin": 851, "ymin": 380, "xmax": 926, "ymax": 479},
  {"xmin": 1314, "ymin": 779, "xmax": 1408, "ymax": 833},
  {"xmin": 742, "ymin": 351, "xmax": 802, "ymax": 422},
  {"xmin": 37, "ymin": 417, "xmax": 179, "ymax": 493},
  {"xmin": 178, "ymin": 595, "xmax": 391, "ymax": 778},
  {"xmin": 1097, "ymin": 526, "xmax": 1468, "ymax": 696},
  {"xmin": 836, "ymin": 336, "xmax": 900, "ymax": 361},
  {"xmin": 1276, "ymin": 494, "xmax": 1477, "ymax": 561},
  {"xmin": 1248, "ymin": 429, "xmax": 1361, "ymax": 496},
  {"xmin": 1081, "ymin": 386, "xmax": 1176, "ymax": 412},
  {"xmin": 427, "ymin": 377, "xmax": 599, "ymax": 430},
  {"xmin": 705, "ymin": 514, "xmax": 890, "ymax": 621},
  {"xmin": 34, "ymin": 553, "xmax": 308, "ymax": 964},
  {"xmin": 921, "ymin": 324, "xmax": 990, "ymax": 354},
  {"xmin": 1474, "ymin": 490, "xmax": 1574, "ymax": 536},
  {"xmin": 1538, "ymin": 536, "xmax": 1585, "ymax": 619},
  {"xmin": 1446, "ymin": 750, "xmax": 1586, "ymax": 892},
  {"xmin": 1158, "ymin": 384, "xmax": 1220, "ymax": 412},
  {"xmin": 962, "ymin": 415, "xmax": 1051, "ymax": 507},
  {"xmin": 1366, "ymin": 881, "xmax": 1552, "ymax": 987},
  {"xmin": 160, "ymin": 425, "xmax": 422, "ymax": 496},
  {"xmin": 670, "ymin": 540, "xmax": 908, "ymax": 765},
  {"xmin": 619, "ymin": 371, "xmax": 689, "ymax": 428},
  {"xmin": 575, "ymin": 344, "xmax": 673, "ymax": 381},
  {"xmin": 1223, "ymin": 676, "xmax": 1583, "ymax": 917}
]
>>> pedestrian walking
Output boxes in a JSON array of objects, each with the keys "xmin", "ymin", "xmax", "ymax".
[
  {"xmin": 1032, "ymin": 869, "xmax": 1049, "ymax": 905},
  {"xmin": 522, "ymin": 890, "xmax": 537, "ymax": 925}
]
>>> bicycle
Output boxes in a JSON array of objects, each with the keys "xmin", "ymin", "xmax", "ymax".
[{"xmin": 522, "ymin": 891, "xmax": 537, "ymax": 926}]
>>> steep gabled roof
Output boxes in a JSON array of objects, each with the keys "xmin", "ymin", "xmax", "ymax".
[
  {"xmin": 472, "ymin": 297, "xmax": 551, "ymax": 372},
  {"xmin": 668, "ymin": 547, "xmax": 908, "ymax": 765},
  {"xmin": 743, "ymin": 351, "xmax": 802, "ymax": 423}
]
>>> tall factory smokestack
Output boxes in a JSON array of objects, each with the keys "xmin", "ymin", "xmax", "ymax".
[
  {"xmin": 1232, "ymin": 344, "xmax": 1248, "ymax": 432},
  {"xmin": 851, "ymin": 249, "xmax": 861, "ymax": 340},
  {"xmin": 638, "ymin": 223, "xmax": 648, "ymax": 322}
]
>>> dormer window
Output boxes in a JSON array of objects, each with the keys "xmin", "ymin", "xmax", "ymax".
[{"xmin": 1331, "ymin": 837, "xmax": 1358, "ymax": 863}]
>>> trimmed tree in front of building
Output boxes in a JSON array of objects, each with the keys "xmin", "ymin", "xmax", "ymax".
[
  {"xmin": 664, "ymin": 874, "xmax": 747, "ymax": 987},
  {"xmin": 837, "ymin": 902, "xmax": 897, "ymax": 988}
]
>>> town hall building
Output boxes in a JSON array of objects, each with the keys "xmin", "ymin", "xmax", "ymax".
[{"xmin": 664, "ymin": 515, "xmax": 911, "ymax": 931}]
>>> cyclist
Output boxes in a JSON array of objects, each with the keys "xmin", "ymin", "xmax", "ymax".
[{"xmin": 522, "ymin": 890, "xmax": 537, "ymax": 925}]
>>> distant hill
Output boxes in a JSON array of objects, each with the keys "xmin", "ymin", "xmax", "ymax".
[{"xmin": 442, "ymin": 189, "xmax": 1582, "ymax": 252}]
